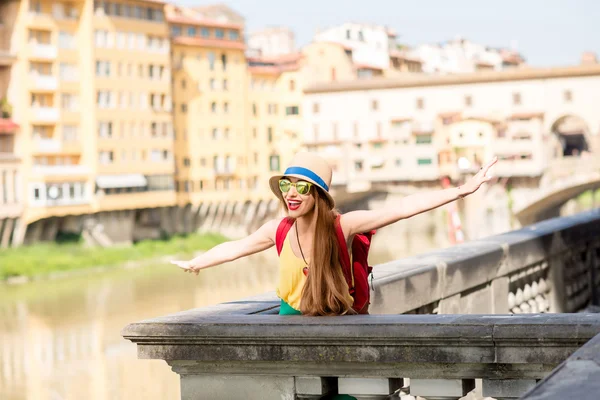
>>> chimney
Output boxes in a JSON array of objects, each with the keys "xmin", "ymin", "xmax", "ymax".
[{"xmin": 581, "ymin": 52, "xmax": 598, "ymax": 65}]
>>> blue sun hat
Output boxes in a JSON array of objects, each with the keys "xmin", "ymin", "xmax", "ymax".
[{"xmin": 269, "ymin": 152, "xmax": 335, "ymax": 209}]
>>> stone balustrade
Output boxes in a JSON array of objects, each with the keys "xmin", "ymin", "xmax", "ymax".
[{"xmin": 123, "ymin": 208, "xmax": 600, "ymax": 399}]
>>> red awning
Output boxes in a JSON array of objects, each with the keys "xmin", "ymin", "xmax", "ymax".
[{"xmin": 0, "ymin": 118, "xmax": 18, "ymax": 133}]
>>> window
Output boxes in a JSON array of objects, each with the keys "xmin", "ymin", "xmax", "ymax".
[
  {"xmin": 376, "ymin": 122, "xmax": 382, "ymax": 138},
  {"xmin": 99, "ymin": 150, "xmax": 114, "ymax": 164},
  {"xmin": 416, "ymin": 97, "xmax": 424, "ymax": 110},
  {"xmin": 513, "ymin": 92, "xmax": 521, "ymax": 105},
  {"xmin": 354, "ymin": 161, "xmax": 363, "ymax": 171},
  {"xmin": 61, "ymin": 94, "xmax": 78, "ymax": 111},
  {"xmin": 353, "ymin": 122, "xmax": 359, "ymax": 139},
  {"xmin": 564, "ymin": 90, "xmax": 573, "ymax": 103},
  {"xmin": 201, "ymin": 28, "xmax": 210, "ymax": 38},
  {"xmin": 346, "ymin": 29, "xmax": 351, "ymax": 39},
  {"xmin": 267, "ymin": 127, "xmax": 273, "ymax": 143},
  {"xmin": 269, "ymin": 155, "xmax": 280, "ymax": 171},
  {"xmin": 210, "ymin": 78, "xmax": 216, "ymax": 90},
  {"xmin": 59, "ymin": 63, "xmax": 78, "ymax": 81},
  {"xmin": 285, "ymin": 106, "xmax": 299, "ymax": 115},
  {"xmin": 95, "ymin": 60, "xmax": 111, "ymax": 77},
  {"xmin": 223, "ymin": 102, "xmax": 229, "ymax": 114},
  {"xmin": 224, "ymin": 128, "xmax": 230, "ymax": 139},
  {"xmin": 212, "ymin": 128, "xmax": 218, "ymax": 139},
  {"xmin": 332, "ymin": 122, "xmax": 338, "ymax": 141},
  {"xmin": 187, "ymin": 27, "xmax": 196, "ymax": 36},
  {"xmin": 208, "ymin": 52, "xmax": 215, "ymax": 70},
  {"xmin": 358, "ymin": 31, "xmax": 364, "ymax": 41},
  {"xmin": 170, "ymin": 26, "xmax": 181, "ymax": 37},
  {"xmin": 313, "ymin": 103, "xmax": 319, "ymax": 114},
  {"xmin": 289, "ymin": 80, "xmax": 295, "ymax": 91},
  {"xmin": 181, "ymin": 79, "xmax": 186, "ymax": 89},
  {"xmin": 395, "ymin": 159, "xmax": 402, "ymax": 167},
  {"xmin": 371, "ymin": 100, "xmax": 378, "ymax": 111},
  {"xmin": 417, "ymin": 158, "xmax": 432, "ymax": 165},
  {"xmin": 229, "ymin": 30, "xmax": 239, "ymax": 40},
  {"xmin": 96, "ymin": 91, "xmax": 113, "ymax": 108},
  {"xmin": 223, "ymin": 79, "xmax": 228, "ymax": 90},
  {"xmin": 221, "ymin": 54, "xmax": 227, "ymax": 71},
  {"xmin": 465, "ymin": 95, "xmax": 472, "ymax": 107},
  {"xmin": 313, "ymin": 124, "xmax": 319, "ymax": 142},
  {"xmin": 215, "ymin": 29, "xmax": 224, "ymax": 39},
  {"xmin": 181, "ymin": 104, "xmax": 187, "ymax": 113},
  {"xmin": 416, "ymin": 134, "xmax": 432, "ymax": 144},
  {"xmin": 252, "ymin": 128, "xmax": 257, "ymax": 138},
  {"xmin": 58, "ymin": 31, "xmax": 75, "ymax": 49},
  {"xmin": 211, "ymin": 102, "xmax": 217, "ymax": 113},
  {"xmin": 252, "ymin": 103, "xmax": 257, "ymax": 116}
]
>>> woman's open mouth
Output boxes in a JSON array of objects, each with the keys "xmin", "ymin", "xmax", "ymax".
[{"xmin": 287, "ymin": 200, "xmax": 301, "ymax": 211}]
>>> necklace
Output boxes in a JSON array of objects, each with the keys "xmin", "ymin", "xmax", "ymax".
[{"xmin": 295, "ymin": 222, "xmax": 308, "ymax": 265}]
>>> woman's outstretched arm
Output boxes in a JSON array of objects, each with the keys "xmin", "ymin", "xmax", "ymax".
[
  {"xmin": 171, "ymin": 218, "xmax": 280, "ymax": 275},
  {"xmin": 341, "ymin": 157, "xmax": 497, "ymax": 236}
]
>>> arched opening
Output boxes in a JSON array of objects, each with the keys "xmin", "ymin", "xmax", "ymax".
[{"xmin": 550, "ymin": 115, "xmax": 591, "ymax": 157}]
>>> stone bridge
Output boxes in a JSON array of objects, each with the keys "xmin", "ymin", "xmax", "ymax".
[
  {"xmin": 513, "ymin": 157, "xmax": 600, "ymax": 225},
  {"xmin": 123, "ymin": 208, "xmax": 600, "ymax": 400}
]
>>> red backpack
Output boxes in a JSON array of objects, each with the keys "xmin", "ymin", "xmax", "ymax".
[{"xmin": 275, "ymin": 215, "xmax": 375, "ymax": 314}]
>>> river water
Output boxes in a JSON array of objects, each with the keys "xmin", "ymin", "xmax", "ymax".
[{"xmin": 0, "ymin": 220, "xmax": 439, "ymax": 400}]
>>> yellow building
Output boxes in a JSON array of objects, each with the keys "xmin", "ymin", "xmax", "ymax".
[
  {"xmin": 3, "ymin": 0, "xmax": 176, "ymax": 235},
  {"xmin": 165, "ymin": 4, "xmax": 249, "ymax": 205},
  {"xmin": 247, "ymin": 53, "xmax": 304, "ymax": 198}
]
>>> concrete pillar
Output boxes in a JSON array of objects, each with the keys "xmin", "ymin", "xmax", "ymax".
[
  {"xmin": 203, "ymin": 203, "xmax": 220, "ymax": 233},
  {"xmin": 11, "ymin": 218, "xmax": 26, "ymax": 247},
  {"xmin": 182, "ymin": 204, "xmax": 192, "ymax": 234},
  {"xmin": 338, "ymin": 377, "xmax": 403, "ymax": 400},
  {"xmin": 40, "ymin": 218, "xmax": 58, "ymax": 241},
  {"xmin": 482, "ymin": 379, "xmax": 537, "ymax": 399},
  {"xmin": 190, "ymin": 204, "xmax": 201, "ymax": 232},
  {"xmin": 195, "ymin": 203, "xmax": 209, "ymax": 232},
  {"xmin": 27, "ymin": 220, "xmax": 44, "ymax": 244},
  {"xmin": 0, "ymin": 218, "xmax": 13, "ymax": 248},
  {"xmin": 159, "ymin": 207, "xmax": 174, "ymax": 236},
  {"xmin": 410, "ymin": 378, "xmax": 475, "ymax": 400},
  {"xmin": 212, "ymin": 202, "xmax": 229, "ymax": 232}
]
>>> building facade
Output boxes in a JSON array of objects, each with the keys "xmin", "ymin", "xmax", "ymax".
[
  {"xmin": 248, "ymin": 27, "xmax": 296, "ymax": 58},
  {"xmin": 408, "ymin": 37, "xmax": 525, "ymax": 74},
  {"xmin": 166, "ymin": 3, "xmax": 249, "ymax": 205},
  {"xmin": 303, "ymin": 64, "xmax": 600, "ymax": 191}
]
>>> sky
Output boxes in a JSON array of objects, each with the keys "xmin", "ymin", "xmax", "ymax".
[{"xmin": 177, "ymin": 0, "xmax": 599, "ymax": 67}]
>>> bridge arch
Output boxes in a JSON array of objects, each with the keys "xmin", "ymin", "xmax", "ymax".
[{"xmin": 547, "ymin": 114, "xmax": 593, "ymax": 157}]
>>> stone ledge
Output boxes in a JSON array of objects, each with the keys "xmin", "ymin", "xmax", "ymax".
[{"xmin": 122, "ymin": 314, "xmax": 600, "ymax": 379}]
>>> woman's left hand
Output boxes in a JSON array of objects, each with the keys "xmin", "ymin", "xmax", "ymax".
[{"xmin": 460, "ymin": 156, "xmax": 498, "ymax": 196}]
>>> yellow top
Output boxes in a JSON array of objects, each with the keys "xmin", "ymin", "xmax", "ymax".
[
  {"xmin": 276, "ymin": 233, "xmax": 353, "ymax": 311},
  {"xmin": 276, "ymin": 234, "xmax": 308, "ymax": 311}
]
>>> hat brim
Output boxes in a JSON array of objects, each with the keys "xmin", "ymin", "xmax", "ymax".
[{"xmin": 269, "ymin": 174, "xmax": 335, "ymax": 210}]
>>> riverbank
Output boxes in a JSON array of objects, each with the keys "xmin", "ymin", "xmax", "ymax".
[{"xmin": 0, "ymin": 233, "xmax": 227, "ymax": 282}]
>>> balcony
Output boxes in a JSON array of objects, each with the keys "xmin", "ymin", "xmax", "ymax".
[
  {"xmin": 214, "ymin": 166, "xmax": 236, "ymax": 177},
  {"xmin": 0, "ymin": 50, "xmax": 16, "ymax": 67},
  {"xmin": 35, "ymin": 138, "xmax": 61, "ymax": 153},
  {"xmin": 31, "ymin": 165, "xmax": 90, "ymax": 176},
  {"xmin": 31, "ymin": 74, "xmax": 58, "ymax": 91},
  {"xmin": 29, "ymin": 42, "xmax": 57, "ymax": 60},
  {"xmin": 31, "ymin": 107, "xmax": 59, "ymax": 123}
]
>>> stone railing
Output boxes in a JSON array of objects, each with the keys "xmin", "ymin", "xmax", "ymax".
[
  {"xmin": 123, "ymin": 209, "xmax": 600, "ymax": 399},
  {"xmin": 520, "ymin": 330, "xmax": 600, "ymax": 400}
]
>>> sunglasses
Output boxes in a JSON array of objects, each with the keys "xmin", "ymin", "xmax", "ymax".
[{"xmin": 278, "ymin": 178, "xmax": 312, "ymax": 195}]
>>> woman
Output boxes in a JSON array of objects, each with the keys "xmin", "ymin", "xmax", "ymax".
[{"xmin": 172, "ymin": 152, "xmax": 497, "ymax": 316}]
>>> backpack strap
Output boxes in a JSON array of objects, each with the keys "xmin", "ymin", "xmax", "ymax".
[
  {"xmin": 275, "ymin": 217, "xmax": 295, "ymax": 255},
  {"xmin": 334, "ymin": 214, "xmax": 354, "ymax": 290}
]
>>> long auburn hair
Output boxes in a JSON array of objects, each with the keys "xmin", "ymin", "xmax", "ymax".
[{"xmin": 280, "ymin": 186, "xmax": 354, "ymax": 316}]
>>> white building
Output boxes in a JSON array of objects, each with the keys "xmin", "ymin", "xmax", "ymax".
[
  {"xmin": 248, "ymin": 27, "xmax": 296, "ymax": 58},
  {"xmin": 313, "ymin": 22, "xmax": 397, "ymax": 72},
  {"xmin": 409, "ymin": 37, "xmax": 524, "ymax": 74},
  {"xmin": 302, "ymin": 64, "xmax": 600, "ymax": 189}
]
